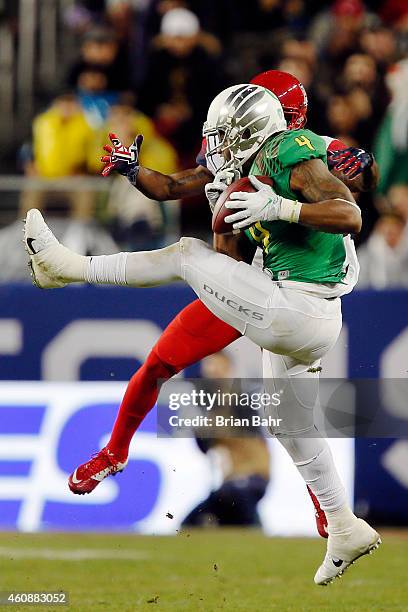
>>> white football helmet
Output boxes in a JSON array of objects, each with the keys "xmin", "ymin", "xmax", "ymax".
[
  {"xmin": 203, "ymin": 84, "xmax": 287, "ymax": 172},
  {"xmin": 203, "ymin": 86, "xmax": 239, "ymax": 174}
]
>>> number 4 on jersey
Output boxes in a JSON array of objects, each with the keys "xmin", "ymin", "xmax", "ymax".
[{"xmin": 295, "ymin": 135, "xmax": 315, "ymax": 151}]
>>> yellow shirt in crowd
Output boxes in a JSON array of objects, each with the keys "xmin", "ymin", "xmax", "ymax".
[
  {"xmin": 33, "ymin": 107, "xmax": 94, "ymax": 178},
  {"xmin": 33, "ymin": 105, "xmax": 178, "ymax": 179}
]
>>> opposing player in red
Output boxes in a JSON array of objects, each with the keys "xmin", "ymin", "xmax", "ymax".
[{"xmin": 68, "ymin": 71, "xmax": 378, "ymax": 539}]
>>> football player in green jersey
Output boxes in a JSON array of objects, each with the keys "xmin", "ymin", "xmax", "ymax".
[
  {"xmin": 223, "ymin": 120, "xmax": 359, "ymax": 289},
  {"xmin": 24, "ymin": 83, "xmax": 381, "ymax": 585}
]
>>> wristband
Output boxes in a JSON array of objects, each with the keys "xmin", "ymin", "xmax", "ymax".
[{"xmin": 279, "ymin": 198, "xmax": 302, "ymax": 223}]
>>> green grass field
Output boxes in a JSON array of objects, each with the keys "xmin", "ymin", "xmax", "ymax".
[{"xmin": 0, "ymin": 529, "xmax": 406, "ymax": 612}]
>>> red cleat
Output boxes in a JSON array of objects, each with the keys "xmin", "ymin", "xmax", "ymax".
[
  {"xmin": 307, "ymin": 485, "xmax": 328, "ymax": 538},
  {"xmin": 68, "ymin": 447, "xmax": 128, "ymax": 495}
]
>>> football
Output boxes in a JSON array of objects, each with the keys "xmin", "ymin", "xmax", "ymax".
[{"xmin": 212, "ymin": 176, "xmax": 274, "ymax": 234}]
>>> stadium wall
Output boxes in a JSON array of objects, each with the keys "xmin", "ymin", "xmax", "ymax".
[{"xmin": 0, "ymin": 285, "xmax": 407, "ymax": 531}]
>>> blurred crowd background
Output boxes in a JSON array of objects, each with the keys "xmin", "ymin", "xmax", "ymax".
[{"xmin": 0, "ymin": 0, "xmax": 408, "ymax": 287}]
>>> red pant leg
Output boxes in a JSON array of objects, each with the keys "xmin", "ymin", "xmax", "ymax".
[
  {"xmin": 154, "ymin": 299, "xmax": 241, "ymax": 368},
  {"xmin": 107, "ymin": 300, "xmax": 241, "ymax": 459}
]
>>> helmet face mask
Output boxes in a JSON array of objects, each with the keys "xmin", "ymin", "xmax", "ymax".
[
  {"xmin": 203, "ymin": 85, "xmax": 239, "ymax": 173},
  {"xmin": 204, "ymin": 84, "xmax": 287, "ymax": 172},
  {"xmin": 204, "ymin": 130, "xmax": 226, "ymax": 174},
  {"xmin": 204, "ymin": 129, "xmax": 236, "ymax": 173}
]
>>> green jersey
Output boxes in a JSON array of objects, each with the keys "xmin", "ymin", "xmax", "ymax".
[{"xmin": 245, "ymin": 129, "xmax": 347, "ymax": 285}]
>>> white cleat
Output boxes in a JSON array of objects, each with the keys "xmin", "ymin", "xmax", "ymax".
[
  {"xmin": 24, "ymin": 209, "xmax": 80, "ymax": 289},
  {"xmin": 314, "ymin": 518, "xmax": 381, "ymax": 586}
]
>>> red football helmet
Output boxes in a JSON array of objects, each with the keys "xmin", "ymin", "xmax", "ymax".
[{"xmin": 250, "ymin": 70, "xmax": 308, "ymax": 130}]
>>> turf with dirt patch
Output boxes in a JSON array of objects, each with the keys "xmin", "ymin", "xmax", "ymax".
[{"xmin": 0, "ymin": 529, "xmax": 406, "ymax": 611}]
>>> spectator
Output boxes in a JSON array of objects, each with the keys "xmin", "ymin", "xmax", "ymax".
[
  {"xmin": 310, "ymin": 0, "xmax": 368, "ymax": 57},
  {"xmin": 31, "ymin": 94, "xmax": 94, "ymax": 179},
  {"xmin": 22, "ymin": 92, "xmax": 92, "ymax": 215},
  {"xmin": 139, "ymin": 7, "xmax": 223, "ymax": 164},
  {"xmin": 68, "ymin": 27, "xmax": 129, "ymax": 93},
  {"xmin": 325, "ymin": 93, "xmax": 361, "ymax": 144},
  {"xmin": 7, "ymin": 94, "xmax": 119, "ymax": 281},
  {"xmin": 340, "ymin": 53, "xmax": 388, "ymax": 144},
  {"xmin": 325, "ymin": 81, "xmax": 380, "ymax": 149},
  {"xmin": 277, "ymin": 56, "xmax": 326, "ymax": 130},
  {"xmin": 143, "ymin": 0, "xmax": 189, "ymax": 40},
  {"xmin": 1, "ymin": 0, "xmax": 407, "ymax": 264},
  {"xmin": 278, "ymin": 56, "xmax": 313, "ymax": 90},
  {"xmin": 374, "ymin": 59, "xmax": 408, "ymax": 193},
  {"xmin": 389, "ymin": 183, "xmax": 408, "ymax": 223},
  {"xmin": 343, "ymin": 53, "xmax": 378, "ymax": 91},
  {"xmin": 68, "ymin": 27, "xmax": 132, "ymax": 127},
  {"xmin": 380, "ymin": 0, "xmax": 408, "ymax": 31},
  {"xmin": 359, "ymin": 25, "xmax": 398, "ymax": 68},
  {"xmin": 231, "ymin": 0, "xmax": 285, "ymax": 33},
  {"xmin": 105, "ymin": 0, "xmax": 135, "ymax": 42},
  {"xmin": 75, "ymin": 66, "xmax": 120, "ymax": 127},
  {"xmin": 282, "ymin": 0, "xmax": 310, "ymax": 35},
  {"xmin": 104, "ymin": 0, "xmax": 144, "ymax": 87},
  {"xmin": 63, "ymin": 2, "xmax": 97, "ymax": 35},
  {"xmin": 357, "ymin": 212, "xmax": 408, "ymax": 288}
]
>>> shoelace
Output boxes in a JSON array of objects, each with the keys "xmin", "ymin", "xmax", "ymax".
[{"xmin": 81, "ymin": 448, "xmax": 116, "ymax": 478}]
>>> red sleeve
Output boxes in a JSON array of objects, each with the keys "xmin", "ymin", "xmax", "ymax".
[
  {"xmin": 196, "ymin": 137, "xmax": 207, "ymax": 168},
  {"xmin": 327, "ymin": 138, "xmax": 348, "ymax": 153}
]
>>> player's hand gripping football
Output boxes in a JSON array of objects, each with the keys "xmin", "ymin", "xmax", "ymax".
[
  {"xmin": 205, "ymin": 168, "xmax": 240, "ymax": 212},
  {"xmin": 225, "ymin": 175, "xmax": 292, "ymax": 230},
  {"xmin": 100, "ymin": 132, "xmax": 143, "ymax": 186},
  {"xmin": 327, "ymin": 146, "xmax": 374, "ymax": 180}
]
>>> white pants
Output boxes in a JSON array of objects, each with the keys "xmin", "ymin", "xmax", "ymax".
[
  {"xmin": 178, "ymin": 238, "xmax": 346, "ymax": 503},
  {"xmin": 96, "ymin": 236, "xmax": 348, "ymax": 511},
  {"xmin": 179, "ymin": 237, "xmax": 342, "ymax": 365}
]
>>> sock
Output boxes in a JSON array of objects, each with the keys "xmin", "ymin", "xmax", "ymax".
[
  {"xmin": 124, "ymin": 243, "xmax": 182, "ymax": 287},
  {"xmin": 107, "ymin": 299, "xmax": 241, "ymax": 460},
  {"xmin": 83, "ymin": 241, "xmax": 183, "ymax": 287},
  {"xmin": 107, "ymin": 350, "xmax": 178, "ymax": 461},
  {"xmin": 85, "ymin": 253, "xmax": 128, "ymax": 285},
  {"xmin": 277, "ymin": 436, "xmax": 356, "ymax": 532},
  {"xmin": 294, "ymin": 444, "xmax": 347, "ymax": 511},
  {"xmin": 324, "ymin": 505, "xmax": 357, "ymax": 535}
]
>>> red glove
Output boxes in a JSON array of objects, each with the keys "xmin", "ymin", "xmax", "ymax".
[
  {"xmin": 100, "ymin": 132, "xmax": 143, "ymax": 185},
  {"xmin": 328, "ymin": 147, "xmax": 374, "ymax": 180}
]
